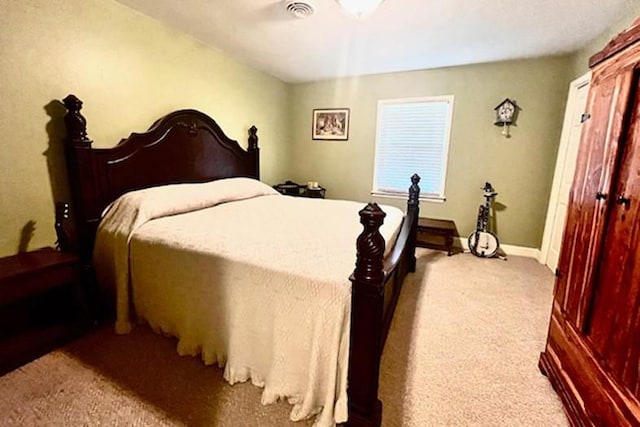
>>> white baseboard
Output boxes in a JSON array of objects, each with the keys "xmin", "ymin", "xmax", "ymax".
[{"xmin": 456, "ymin": 237, "xmax": 541, "ymax": 259}]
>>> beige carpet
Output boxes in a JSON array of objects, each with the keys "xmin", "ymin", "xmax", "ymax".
[{"xmin": 0, "ymin": 249, "xmax": 568, "ymax": 426}]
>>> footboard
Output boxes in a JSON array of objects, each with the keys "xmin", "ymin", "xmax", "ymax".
[{"xmin": 347, "ymin": 175, "xmax": 420, "ymax": 427}]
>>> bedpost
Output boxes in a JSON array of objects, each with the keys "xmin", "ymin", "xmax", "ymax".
[
  {"xmin": 63, "ymin": 95, "xmax": 91, "ymax": 145},
  {"xmin": 407, "ymin": 173, "xmax": 421, "ymax": 272},
  {"xmin": 248, "ymin": 125, "xmax": 260, "ymax": 179},
  {"xmin": 347, "ymin": 203, "xmax": 386, "ymax": 427},
  {"xmin": 62, "ymin": 94, "xmax": 98, "ymax": 262}
]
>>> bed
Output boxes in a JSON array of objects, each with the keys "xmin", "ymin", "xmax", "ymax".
[{"xmin": 59, "ymin": 94, "xmax": 421, "ymax": 427}]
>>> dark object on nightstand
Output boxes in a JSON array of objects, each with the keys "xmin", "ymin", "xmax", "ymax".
[
  {"xmin": 273, "ymin": 180, "xmax": 302, "ymax": 196},
  {"xmin": 273, "ymin": 181, "xmax": 326, "ymax": 199},
  {"xmin": 416, "ymin": 218, "xmax": 458, "ymax": 256},
  {"xmin": 302, "ymin": 186, "xmax": 326, "ymax": 198},
  {"xmin": 0, "ymin": 247, "xmax": 90, "ymax": 375}
]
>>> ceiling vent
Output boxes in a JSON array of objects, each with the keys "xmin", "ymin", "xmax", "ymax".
[{"xmin": 284, "ymin": 0, "xmax": 316, "ymax": 19}]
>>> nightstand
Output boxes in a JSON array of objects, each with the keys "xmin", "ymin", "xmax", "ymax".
[{"xmin": 0, "ymin": 247, "xmax": 90, "ymax": 374}]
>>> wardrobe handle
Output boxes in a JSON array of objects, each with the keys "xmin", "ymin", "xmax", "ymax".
[
  {"xmin": 595, "ymin": 192, "xmax": 607, "ymax": 201},
  {"xmin": 616, "ymin": 195, "xmax": 631, "ymax": 208}
]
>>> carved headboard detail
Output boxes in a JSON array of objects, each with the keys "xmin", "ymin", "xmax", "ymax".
[{"xmin": 61, "ymin": 94, "xmax": 260, "ymax": 260}]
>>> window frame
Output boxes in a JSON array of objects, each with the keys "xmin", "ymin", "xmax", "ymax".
[{"xmin": 371, "ymin": 95, "xmax": 455, "ymax": 203}]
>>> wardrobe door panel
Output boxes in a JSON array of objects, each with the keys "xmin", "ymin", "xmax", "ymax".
[
  {"xmin": 556, "ymin": 69, "xmax": 634, "ymax": 330},
  {"xmin": 588, "ymin": 69, "xmax": 640, "ymax": 396}
]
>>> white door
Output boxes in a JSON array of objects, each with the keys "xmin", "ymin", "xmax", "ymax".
[{"xmin": 540, "ymin": 72, "xmax": 591, "ymax": 271}]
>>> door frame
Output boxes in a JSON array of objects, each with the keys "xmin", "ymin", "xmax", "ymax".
[{"xmin": 539, "ymin": 71, "xmax": 592, "ymax": 268}]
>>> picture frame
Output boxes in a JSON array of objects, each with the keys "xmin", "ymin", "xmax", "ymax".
[{"xmin": 312, "ymin": 108, "xmax": 350, "ymax": 141}]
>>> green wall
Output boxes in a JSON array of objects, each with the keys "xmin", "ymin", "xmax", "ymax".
[
  {"xmin": 0, "ymin": 0, "xmax": 289, "ymax": 257},
  {"xmin": 1, "ymin": 0, "xmax": 637, "ymax": 257},
  {"xmin": 289, "ymin": 57, "xmax": 573, "ymax": 248}
]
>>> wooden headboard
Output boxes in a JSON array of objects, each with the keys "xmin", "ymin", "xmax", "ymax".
[{"xmin": 61, "ymin": 94, "xmax": 260, "ymax": 260}]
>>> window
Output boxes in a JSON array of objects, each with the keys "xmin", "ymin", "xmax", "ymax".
[{"xmin": 372, "ymin": 96, "xmax": 454, "ymax": 201}]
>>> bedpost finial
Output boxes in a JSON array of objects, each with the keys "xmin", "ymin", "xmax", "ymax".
[
  {"xmin": 248, "ymin": 125, "xmax": 258, "ymax": 150},
  {"xmin": 359, "ymin": 202, "xmax": 386, "ymax": 224},
  {"xmin": 408, "ymin": 174, "xmax": 421, "ymax": 206},
  {"xmin": 62, "ymin": 94, "xmax": 82, "ymax": 111},
  {"xmin": 62, "ymin": 94, "xmax": 92, "ymax": 145},
  {"xmin": 353, "ymin": 203, "xmax": 386, "ymax": 286}
]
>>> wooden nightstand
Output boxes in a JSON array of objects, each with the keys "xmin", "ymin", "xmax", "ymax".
[
  {"xmin": 0, "ymin": 247, "xmax": 90, "ymax": 375},
  {"xmin": 416, "ymin": 218, "xmax": 457, "ymax": 256}
]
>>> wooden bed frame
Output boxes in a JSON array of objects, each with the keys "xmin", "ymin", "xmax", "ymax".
[{"xmin": 59, "ymin": 94, "xmax": 420, "ymax": 427}]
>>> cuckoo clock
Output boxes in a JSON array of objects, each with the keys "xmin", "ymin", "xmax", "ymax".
[{"xmin": 494, "ymin": 98, "xmax": 518, "ymax": 138}]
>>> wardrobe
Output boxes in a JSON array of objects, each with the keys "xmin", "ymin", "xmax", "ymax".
[{"xmin": 539, "ymin": 18, "xmax": 640, "ymax": 426}]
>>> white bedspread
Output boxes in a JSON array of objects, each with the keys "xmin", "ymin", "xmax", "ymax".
[{"xmin": 93, "ymin": 178, "xmax": 404, "ymax": 426}]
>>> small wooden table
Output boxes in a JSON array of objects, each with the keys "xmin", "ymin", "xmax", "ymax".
[{"xmin": 416, "ymin": 218, "xmax": 457, "ymax": 256}]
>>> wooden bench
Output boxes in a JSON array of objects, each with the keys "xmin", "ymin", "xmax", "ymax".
[{"xmin": 416, "ymin": 218, "xmax": 457, "ymax": 256}]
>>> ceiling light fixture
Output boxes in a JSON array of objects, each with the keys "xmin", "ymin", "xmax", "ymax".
[{"xmin": 336, "ymin": 0, "xmax": 385, "ymax": 18}]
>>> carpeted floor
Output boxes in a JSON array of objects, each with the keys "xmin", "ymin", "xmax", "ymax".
[{"xmin": 0, "ymin": 249, "xmax": 568, "ymax": 426}]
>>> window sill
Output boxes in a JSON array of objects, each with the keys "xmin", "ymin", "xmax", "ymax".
[{"xmin": 370, "ymin": 191, "xmax": 446, "ymax": 203}]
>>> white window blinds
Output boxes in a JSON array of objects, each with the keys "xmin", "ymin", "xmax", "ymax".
[{"xmin": 373, "ymin": 96, "xmax": 454, "ymax": 200}]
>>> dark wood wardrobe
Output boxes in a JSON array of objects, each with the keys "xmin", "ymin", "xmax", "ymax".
[{"xmin": 539, "ymin": 18, "xmax": 640, "ymax": 426}]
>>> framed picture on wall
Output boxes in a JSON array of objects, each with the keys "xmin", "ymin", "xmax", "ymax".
[{"xmin": 312, "ymin": 108, "xmax": 350, "ymax": 141}]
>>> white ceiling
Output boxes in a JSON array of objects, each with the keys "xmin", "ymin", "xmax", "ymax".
[{"xmin": 115, "ymin": 0, "xmax": 637, "ymax": 83}]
